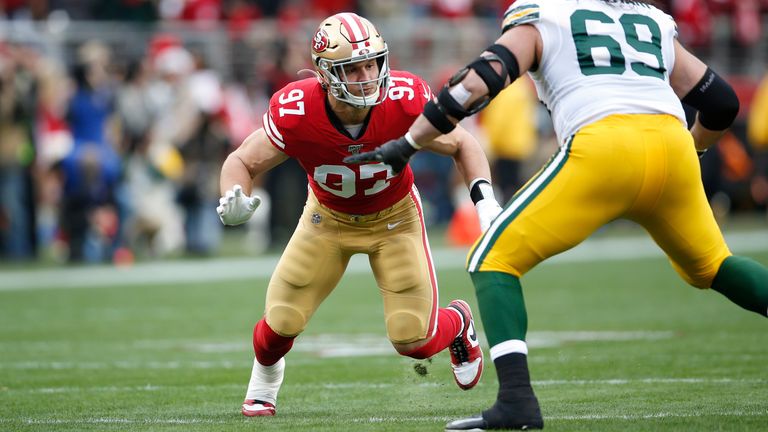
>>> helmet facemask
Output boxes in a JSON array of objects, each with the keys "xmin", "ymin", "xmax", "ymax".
[{"xmin": 311, "ymin": 13, "xmax": 391, "ymax": 108}]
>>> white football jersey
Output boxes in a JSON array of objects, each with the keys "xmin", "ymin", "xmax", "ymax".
[{"xmin": 502, "ymin": 0, "xmax": 686, "ymax": 143}]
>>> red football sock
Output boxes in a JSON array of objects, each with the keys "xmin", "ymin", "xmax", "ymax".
[
  {"xmin": 253, "ymin": 318, "xmax": 295, "ymax": 366},
  {"xmin": 403, "ymin": 307, "xmax": 463, "ymax": 359}
]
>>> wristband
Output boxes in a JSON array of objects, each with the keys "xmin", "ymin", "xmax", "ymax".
[
  {"xmin": 469, "ymin": 178, "xmax": 495, "ymax": 205},
  {"xmin": 404, "ymin": 132, "xmax": 422, "ymax": 150}
]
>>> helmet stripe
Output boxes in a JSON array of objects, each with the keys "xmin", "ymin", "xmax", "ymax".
[
  {"xmin": 336, "ymin": 13, "xmax": 368, "ymax": 43},
  {"xmin": 349, "ymin": 14, "xmax": 369, "ymax": 39}
]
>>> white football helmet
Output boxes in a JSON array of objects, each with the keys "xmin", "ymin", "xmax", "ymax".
[{"xmin": 311, "ymin": 12, "xmax": 390, "ymax": 108}]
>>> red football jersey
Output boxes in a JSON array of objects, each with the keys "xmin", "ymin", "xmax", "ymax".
[{"xmin": 262, "ymin": 70, "xmax": 433, "ymax": 214}]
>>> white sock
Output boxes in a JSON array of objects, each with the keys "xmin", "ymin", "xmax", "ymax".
[
  {"xmin": 489, "ymin": 340, "xmax": 528, "ymax": 361},
  {"xmin": 244, "ymin": 357, "xmax": 285, "ymax": 404}
]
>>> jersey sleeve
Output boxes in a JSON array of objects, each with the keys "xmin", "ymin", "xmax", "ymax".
[
  {"xmin": 262, "ymin": 108, "xmax": 287, "ymax": 153},
  {"xmin": 413, "ymin": 74, "xmax": 433, "ymax": 107},
  {"xmin": 261, "ymin": 81, "xmax": 309, "ymax": 158},
  {"xmin": 386, "ymin": 70, "xmax": 434, "ymax": 119},
  {"xmin": 501, "ymin": 1, "xmax": 540, "ymax": 34},
  {"xmin": 662, "ymin": 11, "xmax": 678, "ymax": 39}
]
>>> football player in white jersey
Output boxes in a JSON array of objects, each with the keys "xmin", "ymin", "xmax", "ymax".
[
  {"xmin": 217, "ymin": 13, "xmax": 504, "ymax": 419},
  {"xmin": 347, "ymin": 0, "xmax": 768, "ymax": 429}
]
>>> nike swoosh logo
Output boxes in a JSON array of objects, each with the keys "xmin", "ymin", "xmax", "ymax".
[
  {"xmin": 387, "ymin": 220, "xmax": 404, "ymax": 230},
  {"xmin": 467, "ymin": 322, "xmax": 480, "ymax": 348}
]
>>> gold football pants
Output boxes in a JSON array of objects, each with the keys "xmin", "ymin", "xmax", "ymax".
[
  {"xmin": 265, "ymin": 186, "xmax": 440, "ymax": 343},
  {"xmin": 468, "ymin": 114, "xmax": 731, "ymax": 288}
]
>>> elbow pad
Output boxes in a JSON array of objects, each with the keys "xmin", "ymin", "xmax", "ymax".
[
  {"xmin": 423, "ymin": 44, "xmax": 520, "ymax": 135},
  {"xmin": 681, "ymin": 68, "xmax": 739, "ymax": 131}
]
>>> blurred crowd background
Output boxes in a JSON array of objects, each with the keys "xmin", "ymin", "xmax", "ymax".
[{"xmin": 0, "ymin": 0, "xmax": 766, "ymax": 264}]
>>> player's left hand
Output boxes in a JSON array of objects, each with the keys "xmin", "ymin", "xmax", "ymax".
[
  {"xmin": 343, "ymin": 136, "xmax": 417, "ymax": 174},
  {"xmin": 475, "ymin": 198, "xmax": 503, "ymax": 232}
]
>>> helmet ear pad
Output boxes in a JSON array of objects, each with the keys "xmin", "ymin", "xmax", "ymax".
[{"xmin": 310, "ymin": 13, "xmax": 391, "ymax": 108}]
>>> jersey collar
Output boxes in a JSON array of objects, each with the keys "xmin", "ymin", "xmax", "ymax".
[{"xmin": 324, "ymin": 95, "xmax": 374, "ymax": 141}]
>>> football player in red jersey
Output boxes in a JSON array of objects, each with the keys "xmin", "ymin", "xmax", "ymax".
[{"xmin": 216, "ymin": 12, "xmax": 503, "ymax": 418}]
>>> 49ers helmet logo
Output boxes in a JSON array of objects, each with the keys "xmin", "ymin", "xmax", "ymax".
[{"xmin": 313, "ymin": 29, "xmax": 329, "ymax": 52}]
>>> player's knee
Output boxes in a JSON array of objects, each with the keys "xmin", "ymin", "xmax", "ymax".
[
  {"xmin": 672, "ymin": 258, "xmax": 724, "ymax": 289},
  {"xmin": 688, "ymin": 276, "xmax": 712, "ymax": 289},
  {"xmin": 394, "ymin": 338, "xmax": 430, "ymax": 358},
  {"xmin": 266, "ymin": 304, "xmax": 306, "ymax": 336},
  {"xmin": 674, "ymin": 266, "xmax": 716, "ymax": 289},
  {"xmin": 385, "ymin": 311, "xmax": 426, "ymax": 344}
]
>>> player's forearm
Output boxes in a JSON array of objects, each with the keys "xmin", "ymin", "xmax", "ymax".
[
  {"xmin": 690, "ymin": 119, "xmax": 725, "ymax": 152},
  {"xmin": 220, "ymin": 153, "xmax": 254, "ymax": 195},
  {"xmin": 453, "ymin": 142, "xmax": 492, "ymax": 189}
]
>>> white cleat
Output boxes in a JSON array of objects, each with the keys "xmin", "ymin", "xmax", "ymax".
[
  {"xmin": 447, "ymin": 300, "xmax": 484, "ymax": 390},
  {"xmin": 242, "ymin": 399, "xmax": 276, "ymax": 417}
]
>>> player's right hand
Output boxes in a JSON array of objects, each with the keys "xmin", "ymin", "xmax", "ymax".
[
  {"xmin": 217, "ymin": 184, "xmax": 261, "ymax": 226},
  {"xmin": 475, "ymin": 198, "xmax": 503, "ymax": 232}
]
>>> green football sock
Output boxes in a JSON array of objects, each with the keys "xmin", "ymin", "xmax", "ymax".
[
  {"xmin": 711, "ymin": 256, "xmax": 768, "ymax": 317},
  {"xmin": 471, "ymin": 271, "xmax": 528, "ymax": 347}
]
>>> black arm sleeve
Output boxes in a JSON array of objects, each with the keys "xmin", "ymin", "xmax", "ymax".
[{"xmin": 681, "ymin": 68, "xmax": 740, "ymax": 131}]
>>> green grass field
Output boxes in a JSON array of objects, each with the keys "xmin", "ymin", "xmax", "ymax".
[{"xmin": 1, "ymin": 229, "xmax": 766, "ymax": 431}]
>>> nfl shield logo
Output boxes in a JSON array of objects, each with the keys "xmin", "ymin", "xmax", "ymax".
[
  {"xmin": 348, "ymin": 144, "xmax": 363, "ymax": 155},
  {"xmin": 311, "ymin": 213, "xmax": 322, "ymax": 224}
]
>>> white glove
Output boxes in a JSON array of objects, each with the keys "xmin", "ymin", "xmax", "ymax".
[
  {"xmin": 475, "ymin": 198, "xmax": 503, "ymax": 232},
  {"xmin": 217, "ymin": 184, "xmax": 262, "ymax": 226}
]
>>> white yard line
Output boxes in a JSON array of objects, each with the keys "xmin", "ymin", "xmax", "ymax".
[
  {"xmin": 1, "ymin": 230, "xmax": 766, "ymax": 292},
  {"xmin": 2, "ymin": 418, "xmax": 226, "ymax": 425},
  {"xmin": 6, "ymin": 377, "xmax": 767, "ymax": 396},
  {"xmin": 1, "ymin": 409, "xmax": 765, "ymax": 426},
  {"xmin": 549, "ymin": 410, "xmax": 768, "ymax": 420}
]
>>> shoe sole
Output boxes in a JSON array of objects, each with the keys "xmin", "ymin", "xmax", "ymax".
[{"xmin": 242, "ymin": 407, "xmax": 275, "ymax": 417}]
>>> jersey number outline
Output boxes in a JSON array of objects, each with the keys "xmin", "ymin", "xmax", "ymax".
[
  {"xmin": 388, "ymin": 76, "xmax": 415, "ymax": 101},
  {"xmin": 314, "ymin": 163, "xmax": 395, "ymax": 198},
  {"xmin": 278, "ymin": 89, "xmax": 305, "ymax": 117},
  {"xmin": 571, "ymin": 10, "xmax": 665, "ymax": 79}
]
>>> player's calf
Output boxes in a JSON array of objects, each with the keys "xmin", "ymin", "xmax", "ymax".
[{"xmin": 711, "ymin": 256, "xmax": 768, "ymax": 317}]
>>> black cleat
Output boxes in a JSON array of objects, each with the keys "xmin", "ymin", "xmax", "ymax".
[
  {"xmin": 445, "ymin": 392, "xmax": 543, "ymax": 431},
  {"xmin": 445, "ymin": 415, "xmax": 489, "ymax": 431}
]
